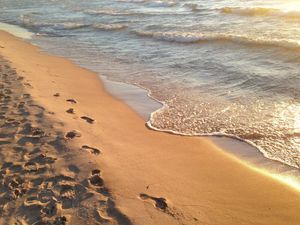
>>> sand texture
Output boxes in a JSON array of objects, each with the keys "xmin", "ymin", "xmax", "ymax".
[{"xmin": 0, "ymin": 57, "xmax": 130, "ymax": 224}]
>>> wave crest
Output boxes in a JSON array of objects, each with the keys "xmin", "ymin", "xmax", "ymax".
[
  {"xmin": 135, "ymin": 30, "xmax": 300, "ymax": 49},
  {"xmin": 84, "ymin": 8, "xmax": 139, "ymax": 16},
  {"xmin": 93, "ymin": 23, "xmax": 127, "ymax": 30},
  {"xmin": 184, "ymin": 3, "xmax": 201, "ymax": 12},
  {"xmin": 59, "ymin": 22, "xmax": 89, "ymax": 30},
  {"xmin": 20, "ymin": 15, "xmax": 89, "ymax": 31},
  {"xmin": 147, "ymin": 1, "xmax": 177, "ymax": 8},
  {"xmin": 118, "ymin": 0, "xmax": 176, "ymax": 7}
]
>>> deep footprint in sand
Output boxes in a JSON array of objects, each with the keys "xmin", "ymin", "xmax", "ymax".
[
  {"xmin": 38, "ymin": 189, "xmax": 55, "ymax": 203},
  {"xmin": 30, "ymin": 153, "xmax": 57, "ymax": 165},
  {"xmin": 54, "ymin": 216, "xmax": 67, "ymax": 225},
  {"xmin": 23, "ymin": 161, "xmax": 38, "ymax": 172},
  {"xmin": 81, "ymin": 145, "xmax": 101, "ymax": 155},
  {"xmin": 92, "ymin": 169, "xmax": 100, "ymax": 175},
  {"xmin": 23, "ymin": 82, "xmax": 32, "ymax": 88},
  {"xmin": 30, "ymin": 127, "xmax": 46, "ymax": 138},
  {"xmin": 80, "ymin": 116, "xmax": 95, "ymax": 124},
  {"xmin": 66, "ymin": 108, "xmax": 74, "ymax": 114},
  {"xmin": 65, "ymin": 130, "xmax": 81, "ymax": 139},
  {"xmin": 89, "ymin": 170, "xmax": 104, "ymax": 187},
  {"xmin": 139, "ymin": 193, "xmax": 168, "ymax": 211},
  {"xmin": 94, "ymin": 209, "xmax": 111, "ymax": 223},
  {"xmin": 66, "ymin": 99, "xmax": 77, "ymax": 104},
  {"xmin": 59, "ymin": 184, "xmax": 77, "ymax": 209}
]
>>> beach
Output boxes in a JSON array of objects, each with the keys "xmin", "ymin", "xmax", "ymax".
[{"xmin": 1, "ymin": 30, "xmax": 300, "ymax": 225}]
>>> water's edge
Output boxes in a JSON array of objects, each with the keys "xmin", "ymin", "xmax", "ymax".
[
  {"xmin": 103, "ymin": 73, "xmax": 300, "ymax": 188},
  {"xmin": 100, "ymin": 58, "xmax": 300, "ymax": 183}
]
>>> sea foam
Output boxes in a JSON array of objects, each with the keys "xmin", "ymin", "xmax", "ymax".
[
  {"xmin": 93, "ymin": 23, "xmax": 127, "ymax": 31},
  {"xmin": 0, "ymin": 22, "xmax": 33, "ymax": 39}
]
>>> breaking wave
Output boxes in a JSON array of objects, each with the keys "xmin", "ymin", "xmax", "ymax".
[
  {"xmin": 117, "ymin": 0, "xmax": 177, "ymax": 7},
  {"xmin": 20, "ymin": 15, "xmax": 89, "ymax": 31},
  {"xmin": 93, "ymin": 23, "xmax": 127, "ymax": 31},
  {"xmin": 84, "ymin": 8, "xmax": 141, "ymax": 16},
  {"xmin": 146, "ymin": 1, "xmax": 177, "ymax": 8},
  {"xmin": 135, "ymin": 30, "xmax": 300, "ymax": 49},
  {"xmin": 83, "ymin": 8, "xmax": 186, "ymax": 16},
  {"xmin": 57, "ymin": 22, "xmax": 90, "ymax": 30},
  {"xmin": 184, "ymin": 3, "xmax": 202, "ymax": 12}
]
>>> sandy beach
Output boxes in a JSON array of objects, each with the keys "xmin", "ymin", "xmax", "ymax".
[{"xmin": 1, "ymin": 30, "xmax": 300, "ymax": 225}]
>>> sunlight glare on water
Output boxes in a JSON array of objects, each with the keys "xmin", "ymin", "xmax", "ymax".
[{"xmin": 278, "ymin": 1, "xmax": 300, "ymax": 12}]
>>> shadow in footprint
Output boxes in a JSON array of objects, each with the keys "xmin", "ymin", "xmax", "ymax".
[
  {"xmin": 66, "ymin": 99, "xmax": 77, "ymax": 104},
  {"xmin": 89, "ymin": 174, "xmax": 104, "ymax": 187},
  {"xmin": 139, "ymin": 193, "xmax": 168, "ymax": 211},
  {"xmin": 68, "ymin": 164, "xmax": 80, "ymax": 174},
  {"xmin": 66, "ymin": 108, "xmax": 74, "ymax": 114},
  {"xmin": 81, "ymin": 145, "xmax": 101, "ymax": 155},
  {"xmin": 65, "ymin": 130, "xmax": 81, "ymax": 139},
  {"xmin": 80, "ymin": 116, "xmax": 95, "ymax": 124}
]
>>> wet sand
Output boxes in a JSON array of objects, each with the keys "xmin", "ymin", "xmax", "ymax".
[{"xmin": 1, "ymin": 30, "xmax": 300, "ymax": 225}]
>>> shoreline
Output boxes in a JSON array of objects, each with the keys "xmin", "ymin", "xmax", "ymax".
[
  {"xmin": 1, "ymin": 30, "xmax": 300, "ymax": 224},
  {"xmin": 1, "ymin": 21, "xmax": 295, "ymax": 174},
  {"xmin": 101, "ymin": 70, "xmax": 300, "ymax": 179}
]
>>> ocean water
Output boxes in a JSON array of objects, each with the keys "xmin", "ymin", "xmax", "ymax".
[{"xmin": 1, "ymin": 0, "xmax": 300, "ymax": 169}]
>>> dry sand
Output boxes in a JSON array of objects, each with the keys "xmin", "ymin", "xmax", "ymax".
[
  {"xmin": 0, "ymin": 56, "xmax": 130, "ymax": 225},
  {"xmin": 1, "ymin": 30, "xmax": 300, "ymax": 225}
]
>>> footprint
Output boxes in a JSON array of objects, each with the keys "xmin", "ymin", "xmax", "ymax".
[
  {"xmin": 17, "ymin": 76, "xmax": 24, "ymax": 81},
  {"xmin": 66, "ymin": 108, "xmax": 74, "ymax": 114},
  {"xmin": 30, "ymin": 153, "xmax": 57, "ymax": 165},
  {"xmin": 65, "ymin": 130, "xmax": 81, "ymax": 139},
  {"xmin": 80, "ymin": 116, "xmax": 95, "ymax": 124},
  {"xmin": 18, "ymin": 101, "xmax": 25, "ymax": 108},
  {"xmin": 24, "ymin": 161, "xmax": 38, "ymax": 172},
  {"xmin": 139, "ymin": 193, "xmax": 168, "ymax": 211},
  {"xmin": 59, "ymin": 184, "xmax": 76, "ymax": 209},
  {"xmin": 30, "ymin": 127, "xmax": 46, "ymax": 138},
  {"xmin": 54, "ymin": 216, "xmax": 67, "ymax": 225},
  {"xmin": 89, "ymin": 170, "xmax": 104, "ymax": 187},
  {"xmin": 41, "ymin": 199, "xmax": 57, "ymax": 217},
  {"xmin": 38, "ymin": 189, "xmax": 55, "ymax": 203},
  {"xmin": 81, "ymin": 145, "xmax": 101, "ymax": 155},
  {"xmin": 68, "ymin": 164, "xmax": 80, "ymax": 174},
  {"xmin": 53, "ymin": 93, "xmax": 60, "ymax": 97},
  {"xmin": 94, "ymin": 209, "xmax": 110, "ymax": 223},
  {"xmin": 23, "ymin": 82, "xmax": 32, "ymax": 88},
  {"xmin": 92, "ymin": 169, "xmax": 100, "ymax": 175},
  {"xmin": 2, "ymin": 162, "xmax": 13, "ymax": 169},
  {"xmin": 13, "ymin": 188, "xmax": 26, "ymax": 199},
  {"xmin": 8, "ymin": 164, "xmax": 23, "ymax": 173},
  {"xmin": 7, "ymin": 176, "xmax": 24, "ymax": 191},
  {"xmin": 66, "ymin": 99, "xmax": 77, "ymax": 104},
  {"xmin": 22, "ymin": 93, "xmax": 31, "ymax": 99}
]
